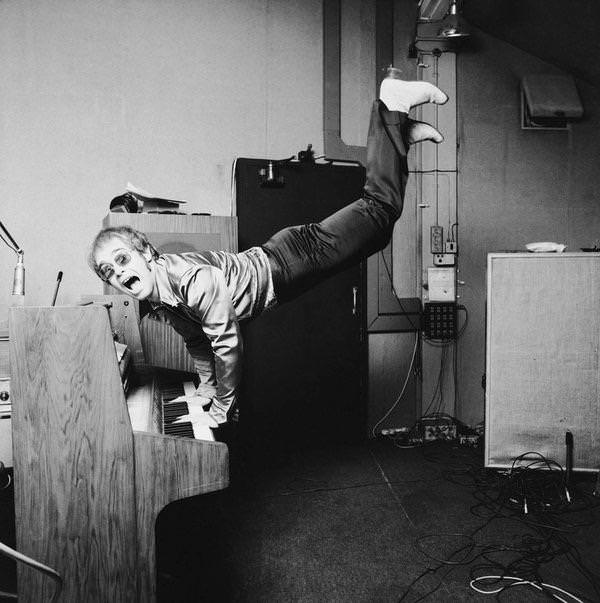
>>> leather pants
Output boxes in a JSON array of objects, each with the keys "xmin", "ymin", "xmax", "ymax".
[{"xmin": 262, "ymin": 100, "xmax": 409, "ymax": 303}]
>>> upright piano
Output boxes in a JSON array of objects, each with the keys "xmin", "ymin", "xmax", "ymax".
[
  {"xmin": 10, "ymin": 304, "xmax": 229, "ymax": 602},
  {"xmin": 9, "ymin": 213, "xmax": 237, "ymax": 603},
  {"xmin": 9, "ymin": 214, "xmax": 237, "ymax": 602}
]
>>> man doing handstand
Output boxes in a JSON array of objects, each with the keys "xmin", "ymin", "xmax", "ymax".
[{"xmin": 88, "ymin": 74, "xmax": 448, "ymax": 435}]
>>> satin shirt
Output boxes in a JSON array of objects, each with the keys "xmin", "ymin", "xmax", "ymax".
[{"xmin": 149, "ymin": 247, "xmax": 276, "ymax": 423}]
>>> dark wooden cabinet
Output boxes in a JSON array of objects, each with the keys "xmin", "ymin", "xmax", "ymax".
[{"xmin": 235, "ymin": 158, "xmax": 367, "ymax": 451}]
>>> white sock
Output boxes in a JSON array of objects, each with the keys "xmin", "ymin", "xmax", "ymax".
[
  {"xmin": 407, "ymin": 120, "xmax": 444, "ymax": 144},
  {"xmin": 380, "ymin": 79, "xmax": 448, "ymax": 113}
]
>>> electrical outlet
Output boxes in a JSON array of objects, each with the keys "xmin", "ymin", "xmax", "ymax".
[{"xmin": 433, "ymin": 253, "xmax": 456, "ymax": 266}]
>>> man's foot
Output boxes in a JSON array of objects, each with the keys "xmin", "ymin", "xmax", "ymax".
[
  {"xmin": 380, "ymin": 77, "xmax": 448, "ymax": 113},
  {"xmin": 406, "ymin": 119, "xmax": 444, "ymax": 144}
]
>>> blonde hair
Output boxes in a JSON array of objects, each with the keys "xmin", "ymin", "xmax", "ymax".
[{"xmin": 88, "ymin": 226, "xmax": 159, "ymax": 281}]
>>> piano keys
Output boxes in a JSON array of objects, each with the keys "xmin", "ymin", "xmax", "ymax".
[
  {"xmin": 127, "ymin": 372, "xmax": 215, "ymax": 441},
  {"xmin": 159, "ymin": 377, "xmax": 196, "ymax": 438}
]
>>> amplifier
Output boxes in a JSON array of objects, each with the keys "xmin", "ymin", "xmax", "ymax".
[{"xmin": 486, "ymin": 252, "xmax": 600, "ymax": 471}]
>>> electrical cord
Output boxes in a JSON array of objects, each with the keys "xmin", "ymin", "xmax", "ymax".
[
  {"xmin": 0, "ymin": 540, "xmax": 62, "ymax": 602},
  {"xmin": 0, "ymin": 232, "xmax": 18, "ymax": 254},
  {"xmin": 408, "ymin": 169, "xmax": 456, "ymax": 174},
  {"xmin": 0, "ymin": 590, "xmax": 17, "ymax": 600},
  {"xmin": 421, "ymin": 345, "xmax": 448, "ymax": 417},
  {"xmin": 371, "ymin": 332, "xmax": 420, "ymax": 438},
  {"xmin": 0, "ymin": 221, "xmax": 21, "ymax": 254},
  {"xmin": 470, "ymin": 575, "xmax": 585, "ymax": 602},
  {"xmin": 375, "ymin": 249, "xmax": 422, "ymax": 333},
  {"xmin": 266, "ymin": 476, "xmax": 438, "ymax": 499},
  {"xmin": 396, "ymin": 445, "xmax": 600, "ymax": 602},
  {"xmin": 469, "ymin": 458, "xmax": 600, "ymax": 599},
  {"xmin": 452, "ymin": 334, "xmax": 459, "ymax": 423},
  {"xmin": 421, "ymin": 304, "xmax": 468, "ymax": 420},
  {"xmin": 377, "ymin": 242, "xmax": 464, "ymax": 428}
]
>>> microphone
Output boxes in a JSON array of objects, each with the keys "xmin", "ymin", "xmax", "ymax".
[
  {"xmin": 51, "ymin": 271, "xmax": 63, "ymax": 306},
  {"xmin": 12, "ymin": 250, "xmax": 24, "ymax": 296},
  {"xmin": 565, "ymin": 430, "xmax": 573, "ymax": 503}
]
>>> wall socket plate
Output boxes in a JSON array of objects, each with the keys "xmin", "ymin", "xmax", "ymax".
[
  {"xmin": 427, "ymin": 267, "xmax": 456, "ymax": 301},
  {"xmin": 433, "ymin": 253, "xmax": 456, "ymax": 266},
  {"xmin": 445, "ymin": 241, "xmax": 457, "ymax": 253}
]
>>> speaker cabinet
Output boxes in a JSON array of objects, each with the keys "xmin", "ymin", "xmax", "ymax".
[
  {"xmin": 485, "ymin": 252, "xmax": 600, "ymax": 471},
  {"xmin": 235, "ymin": 158, "xmax": 367, "ymax": 449}
]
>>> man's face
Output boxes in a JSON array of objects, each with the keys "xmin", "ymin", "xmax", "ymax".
[{"xmin": 94, "ymin": 239, "xmax": 158, "ymax": 301}]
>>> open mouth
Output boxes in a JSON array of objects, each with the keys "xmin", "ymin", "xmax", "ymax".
[{"xmin": 122, "ymin": 275, "xmax": 140, "ymax": 290}]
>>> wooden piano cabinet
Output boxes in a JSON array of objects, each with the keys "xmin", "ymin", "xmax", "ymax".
[
  {"xmin": 10, "ymin": 306, "xmax": 138, "ymax": 602},
  {"xmin": 9, "ymin": 306, "xmax": 229, "ymax": 602},
  {"xmin": 133, "ymin": 432, "xmax": 230, "ymax": 602}
]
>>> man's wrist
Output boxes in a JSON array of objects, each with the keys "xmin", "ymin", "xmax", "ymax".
[{"xmin": 207, "ymin": 403, "xmax": 228, "ymax": 426}]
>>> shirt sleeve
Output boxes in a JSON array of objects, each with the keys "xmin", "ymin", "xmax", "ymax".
[
  {"xmin": 179, "ymin": 266, "xmax": 242, "ymax": 424},
  {"xmin": 185, "ymin": 338, "xmax": 217, "ymax": 390}
]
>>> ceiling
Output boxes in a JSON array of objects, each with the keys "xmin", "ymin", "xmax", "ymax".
[{"xmin": 462, "ymin": 0, "xmax": 600, "ymax": 88}]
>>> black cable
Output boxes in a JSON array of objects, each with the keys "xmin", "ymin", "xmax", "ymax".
[
  {"xmin": 376, "ymin": 249, "xmax": 421, "ymax": 333},
  {"xmin": 452, "ymin": 339, "xmax": 458, "ymax": 422},
  {"xmin": 0, "ymin": 231, "xmax": 17, "ymax": 254},
  {"xmin": 421, "ymin": 345, "xmax": 447, "ymax": 417},
  {"xmin": 268, "ymin": 477, "xmax": 436, "ymax": 499},
  {"xmin": 472, "ymin": 456, "xmax": 600, "ymax": 599},
  {"xmin": 421, "ymin": 349, "xmax": 443, "ymax": 416},
  {"xmin": 0, "ymin": 221, "xmax": 20, "ymax": 252},
  {"xmin": 397, "ymin": 445, "xmax": 600, "ymax": 602},
  {"xmin": 408, "ymin": 169, "xmax": 456, "ymax": 174}
]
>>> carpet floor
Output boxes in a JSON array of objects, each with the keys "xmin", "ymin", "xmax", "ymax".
[
  {"xmin": 1, "ymin": 438, "xmax": 598, "ymax": 601},
  {"xmin": 155, "ymin": 439, "xmax": 600, "ymax": 602}
]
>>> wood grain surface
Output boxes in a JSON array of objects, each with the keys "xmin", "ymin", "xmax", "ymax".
[
  {"xmin": 9, "ymin": 305, "xmax": 229, "ymax": 601},
  {"xmin": 134, "ymin": 431, "xmax": 228, "ymax": 601},
  {"xmin": 10, "ymin": 305, "xmax": 138, "ymax": 602},
  {"xmin": 80, "ymin": 293, "xmax": 146, "ymax": 367}
]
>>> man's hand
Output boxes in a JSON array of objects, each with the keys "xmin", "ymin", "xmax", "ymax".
[
  {"xmin": 169, "ymin": 382, "xmax": 217, "ymax": 410},
  {"xmin": 170, "ymin": 394, "xmax": 212, "ymax": 410},
  {"xmin": 173, "ymin": 409, "xmax": 219, "ymax": 429},
  {"xmin": 195, "ymin": 383, "xmax": 217, "ymax": 399}
]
